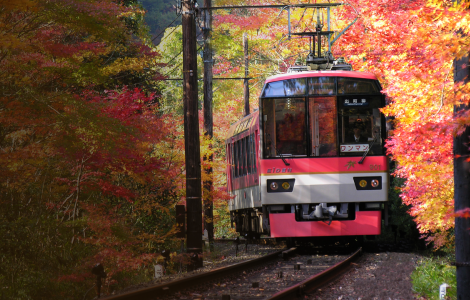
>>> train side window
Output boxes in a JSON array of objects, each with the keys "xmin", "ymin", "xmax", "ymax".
[
  {"xmin": 229, "ymin": 143, "xmax": 233, "ymax": 184},
  {"xmin": 235, "ymin": 140, "xmax": 239, "ymax": 177},
  {"xmin": 247, "ymin": 135, "xmax": 251, "ymax": 174},
  {"xmin": 242, "ymin": 138, "xmax": 246, "ymax": 176},
  {"xmin": 245, "ymin": 136, "xmax": 251, "ymax": 174},
  {"xmin": 248, "ymin": 134, "xmax": 254, "ymax": 174},
  {"xmin": 242, "ymin": 138, "xmax": 247, "ymax": 176},
  {"xmin": 252, "ymin": 132, "xmax": 258, "ymax": 173},
  {"xmin": 242, "ymin": 137, "xmax": 245, "ymax": 175},
  {"xmin": 238, "ymin": 139, "xmax": 242, "ymax": 177},
  {"xmin": 227, "ymin": 143, "xmax": 233, "ymax": 191},
  {"xmin": 247, "ymin": 137, "xmax": 250, "ymax": 175},
  {"xmin": 239, "ymin": 139, "xmax": 242, "ymax": 177},
  {"xmin": 230, "ymin": 143, "xmax": 235, "ymax": 180}
]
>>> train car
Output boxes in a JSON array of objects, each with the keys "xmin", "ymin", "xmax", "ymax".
[{"xmin": 225, "ymin": 69, "xmax": 389, "ymax": 242}]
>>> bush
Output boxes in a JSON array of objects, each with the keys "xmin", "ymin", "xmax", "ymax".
[{"xmin": 411, "ymin": 257, "xmax": 456, "ymax": 300}]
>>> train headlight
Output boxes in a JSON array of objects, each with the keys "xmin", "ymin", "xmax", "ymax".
[
  {"xmin": 267, "ymin": 179, "xmax": 295, "ymax": 193},
  {"xmin": 270, "ymin": 182, "xmax": 279, "ymax": 190},
  {"xmin": 353, "ymin": 177, "xmax": 382, "ymax": 190}
]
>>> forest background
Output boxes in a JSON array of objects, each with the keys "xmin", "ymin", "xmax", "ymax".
[{"xmin": 1, "ymin": 0, "xmax": 469, "ymax": 299}]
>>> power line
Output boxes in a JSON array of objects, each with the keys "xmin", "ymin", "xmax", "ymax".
[
  {"xmin": 199, "ymin": 3, "xmax": 343, "ymax": 10},
  {"xmin": 151, "ymin": 13, "xmax": 182, "ymax": 43},
  {"xmin": 159, "ymin": 77, "xmax": 255, "ymax": 81},
  {"xmin": 156, "ymin": 25, "xmax": 180, "ymax": 44},
  {"xmin": 162, "ymin": 31, "xmax": 203, "ymax": 67},
  {"xmin": 162, "ymin": 62, "xmax": 183, "ymax": 77}
]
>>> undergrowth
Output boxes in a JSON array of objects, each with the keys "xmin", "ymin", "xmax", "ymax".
[{"xmin": 411, "ymin": 257, "xmax": 456, "ymax": 300}]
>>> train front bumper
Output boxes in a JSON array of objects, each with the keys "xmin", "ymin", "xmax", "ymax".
[{"xmin": 269, "ymin": 211, "xmax": 381, "ymax": 237}]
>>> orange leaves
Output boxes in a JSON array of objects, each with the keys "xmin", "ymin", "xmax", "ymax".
[
  {"xmin": 334, "ymin": 0, "xmax": 470, "ymax": 248},
  {"xmin": 453, "ymin": 208, "xmax": 470, "ymax": 219}
]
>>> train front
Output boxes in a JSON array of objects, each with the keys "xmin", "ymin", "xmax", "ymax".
[{"xmin": 260, "ymin": 71, "xmax": 389, "ymax": 238}]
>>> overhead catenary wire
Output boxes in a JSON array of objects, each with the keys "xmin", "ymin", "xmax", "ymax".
[
  {"xmin": 151, "ymin": 13, "xmax": 182, "ymax": 43},
  {"xmin": 154, "ymin": 43, "xmax": 203, "ymax": 80},
  {"xmin": 156, "ymin": 25, "xmax": 180, "ymax": 45},
  {"xmin": 155, "ymin": 3, "xmax": 344, "ymax": 91},
  {"xmin": 161, "ymin": 31, "xmax": 204, "ymax": 69}
]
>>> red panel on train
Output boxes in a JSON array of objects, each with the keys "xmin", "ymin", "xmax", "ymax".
[{"xmin": 269, "ymin": 211, "xmax": 381, "ymax": 237}]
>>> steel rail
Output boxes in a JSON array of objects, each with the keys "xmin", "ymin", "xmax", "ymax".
[
  {"xmin": 212, "ymin": 237, "xmax": 277, "ymax": 244},
  {"xmin": 102, "ymin": 249, "xmax": 286, "ymax": 300},
  {"xmin": 267, "ymin": 247, "xmax": 362, "ymax": 300}
]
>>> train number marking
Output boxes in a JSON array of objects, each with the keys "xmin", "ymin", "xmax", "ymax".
[
  {"xmin": 370, "ymin": 164, "xmax": 381, "ymax": 170},
  {"xmin": 267, "ymin": 168, "xmax": 292, "ymax": 173}
]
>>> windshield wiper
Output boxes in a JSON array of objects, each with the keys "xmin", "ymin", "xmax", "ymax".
[
  {"xmin": 358, "ymin": 128, "xmax": 379, "ymax": 164},
  {"xmin": 275, "ymin": 147, "xmax": 290, "ymax": 166}
]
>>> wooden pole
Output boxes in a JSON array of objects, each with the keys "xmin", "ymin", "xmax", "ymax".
[
  {"xmin": 182, "ymin": 0, "xmax": 202, "ymax": 270},
  {"xmin": 453, "ymin": 1, "xmax": 470, "ymax": 297},
  {"xmin": 203, "ymin": 0, "xmax": 214, "ymax": 245},
  {"xmin": 454, "ymin": 53, "xmax": 470, "ymax": 300},
  {"xmin": 244, "ymin": 33, "xmax": 250, "ymax": 116}
]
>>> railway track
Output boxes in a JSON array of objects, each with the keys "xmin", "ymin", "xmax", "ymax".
[
  {"xmin": 267, "ymin": 247, "xmax": 361, "ymax": 300},
  {"xmin": 101, "ymin": 246, "xmax": 361, "ymax": 300}
]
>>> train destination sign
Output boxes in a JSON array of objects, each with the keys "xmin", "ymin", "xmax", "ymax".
[
  {"xmin": 341, "ymin": 144, "xmax": 369, "ymax": 152},
  {"xmin": 344, "ymin": 98, "xmax": 368, "ymax": 106}
]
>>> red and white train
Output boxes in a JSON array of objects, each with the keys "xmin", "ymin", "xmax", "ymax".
[{"xmin": 226, "ymin": 69, "xmax": 389, "ymax": 242}]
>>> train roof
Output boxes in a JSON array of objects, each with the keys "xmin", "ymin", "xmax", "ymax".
[
  {"xmin": 226, "ymin": 110, "xmax": 259, "ymax": 140},
  {"xmin": 265, "ymin": 70, "xmax": 378, "ymax": 83}
]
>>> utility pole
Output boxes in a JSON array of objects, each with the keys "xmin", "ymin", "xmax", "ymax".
[
  {"xmin": 454, "ymin": 53, "xmax": 470, "ymax": 300},
  {"xmin": 243, "ymin": 33, "xmax": 250, "ymax": 116},
  {"xmin": 203, "ymin": 0, "xmax": 214, "ymax": 246},
  {"xmin": 182, "ymin": 0, "xmax": 203, "ymax": 270},
  {"xmin": 453, "ymin": 1, "xmax": 470, "ymax": 298}
]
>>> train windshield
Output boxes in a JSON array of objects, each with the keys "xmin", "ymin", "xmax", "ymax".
[
  {"xmin": 261, "ymin": 77, "xmax": 384, "ymax": 158},
  {"xmin": 338, "ymin": 96, "xmax": 384, "ymax": 157},
  {"xmin": 262, "ymin": 98, "xmax": 307, "ymax": 157}
]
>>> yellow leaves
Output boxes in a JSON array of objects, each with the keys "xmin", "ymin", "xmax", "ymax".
[
  {"xmin": 119, "ymin": 8, "xmax": 146, "ymax": 19},
  {"xmin": 101, "ymin": 56, "xmax": 150, "ymax": 76},
  {"xmin": 370, "ymin": 19, "xmax": 387, "ymax": 29}
]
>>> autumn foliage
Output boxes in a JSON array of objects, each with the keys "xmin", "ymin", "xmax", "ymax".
[
  {"xmin": 3, "ymin": 0, "xmax": 470, "ymax": 297},
  {"xmin": 335, "ymin": 0, "xmax": 469, "ymax": 247},
  {"xmin": 0, "ymin": 0, "xmax": 186, "ymax": 298}
]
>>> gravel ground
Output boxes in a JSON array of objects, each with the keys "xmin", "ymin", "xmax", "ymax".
[
  {"xmin": 112, "ymin": 241, "xmax": 286, "ymax": 296},
  {"xmin": 309, "ymin": 252, "xmax": 422, "ymax": 300},
  {"xmin": 109, "ymin": 242, "xmax": 425, "ymax": 300},
  {"xmin": 165, "ymin": 252, "xmax": 349, "ymax": 300}
]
